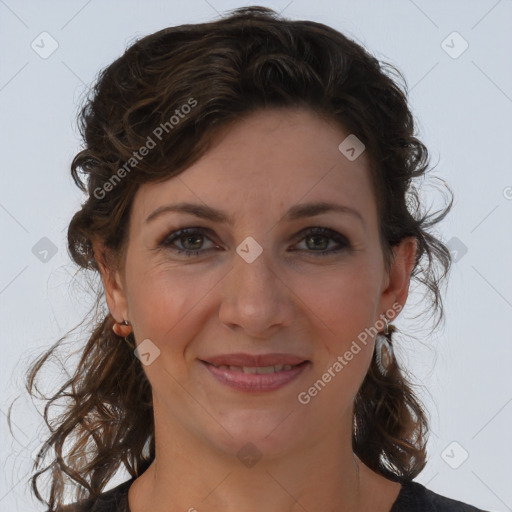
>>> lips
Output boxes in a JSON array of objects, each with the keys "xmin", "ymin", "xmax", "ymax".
[
  {"xmin": 201, "ymin": 357, "xmax": 310, "ymax": 392},
  {"xmin": 201, "ymin": 353, "xmax": 308, "ymax": 368}
]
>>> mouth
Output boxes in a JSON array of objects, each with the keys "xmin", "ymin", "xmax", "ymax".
[
  {"xmin": 203, "ymin": 362, "xmax": 305, "ymax": 374},
  {"xmin": 199, "ymin": 356, "xmax": 310, "ymax": 392},
  {"xmin": 201, "ymin": 352, "xmax": 308, "ymax": 368}
]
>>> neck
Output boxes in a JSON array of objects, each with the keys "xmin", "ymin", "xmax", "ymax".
[{"xmin": 128, "ymin": 403, "xmax": 371, "ymax": 512}]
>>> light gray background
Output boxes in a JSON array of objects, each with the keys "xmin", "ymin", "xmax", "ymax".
[{"xmin": 1, "ymin": 0, "xmax": 511, "ymax": 510}]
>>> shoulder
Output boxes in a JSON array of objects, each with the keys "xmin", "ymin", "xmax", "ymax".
[
  {"xmin": 47, "ymin": 479, "xmax": 134, "ymax": 512},
  {"xmin": 391, "ymin": 480, "xmax": 490, "ymax": 512}
]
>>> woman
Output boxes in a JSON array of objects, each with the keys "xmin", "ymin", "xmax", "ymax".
[{"xmin": 26, "ymin": 6, "xmax": 487, "ymax": 511}]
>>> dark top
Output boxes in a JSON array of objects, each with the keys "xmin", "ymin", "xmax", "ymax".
[{"xmin": 62, "ymin": 478, "xmax": 489, "ymax": 511}]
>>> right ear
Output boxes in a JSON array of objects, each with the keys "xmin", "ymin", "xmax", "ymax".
[{"xmin": 92, "ymin": 239, "xmax": 129, "ymax": 323}]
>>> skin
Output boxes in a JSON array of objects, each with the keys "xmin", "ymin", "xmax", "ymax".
[{"xmin": 95, "ymin": 108, "xmax": 416, "ymax": 512}]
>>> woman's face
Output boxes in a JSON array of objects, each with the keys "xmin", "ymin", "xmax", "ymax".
[{"xmin": 101, "ymin": 107, "xmax": 415, "ymax": 458}]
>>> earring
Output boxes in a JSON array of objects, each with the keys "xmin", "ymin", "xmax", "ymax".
[
  {"xmin": 112, "ymin": 318, "xmax": 132, "ymax": 338},
  {"xmin": 375, "ymin": 317, "xmax": 393, "ymax": 375}
]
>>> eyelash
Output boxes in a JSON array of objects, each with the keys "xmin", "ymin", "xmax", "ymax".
[{"xmin": 159, "ymin": 226, "xmax": 352, "ymax": 258}]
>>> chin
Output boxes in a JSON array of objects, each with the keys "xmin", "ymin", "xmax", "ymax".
[{"xmin": 205, "ymin": 409, "xmax": 307, "ymax": 460}]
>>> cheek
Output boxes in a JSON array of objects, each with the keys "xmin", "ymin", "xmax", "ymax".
[
  {"xmin": 292, "ymin": 262, "xmax": 381, "ymax": 394},
  {"xmin": 298, "ymin": 270, "xmax": 379, "ymax": 406},
  {"xmin": 296, "ymin": 261, "xmax": 382, "ymax": 337},
  {"xmin": 125, "ymin": 261, "xmax": 220, "ymax": 354}
]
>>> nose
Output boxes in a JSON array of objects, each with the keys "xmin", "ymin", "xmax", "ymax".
[{"xmin": 218, "ymin": 240, "xmax": 294, "ymax": 338}]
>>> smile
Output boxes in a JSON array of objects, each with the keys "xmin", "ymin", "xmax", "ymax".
[
  {"xmin": 200, "ymin": 360, "xmax": 310, "ymax": 392},
  {"xmin": 210, "ymin": 363, "xmax": 299, "ymax": 373}
]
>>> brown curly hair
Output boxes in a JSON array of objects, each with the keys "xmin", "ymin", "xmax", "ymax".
[{"xmin": 18, "ymin": 5, "xmax": 452, "ymax": 510}]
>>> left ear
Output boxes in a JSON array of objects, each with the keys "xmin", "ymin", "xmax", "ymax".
[{"xmin": 378, "ymin": 236, "xmax": 417, "ymax": 316}]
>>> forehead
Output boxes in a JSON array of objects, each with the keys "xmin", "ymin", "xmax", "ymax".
[{"xmin": 132, "ymin": 108, "xmax": 376, "ymax": 225}]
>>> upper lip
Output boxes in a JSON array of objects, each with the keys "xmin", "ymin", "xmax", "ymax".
[{"xmin": 201, "ymin": 353, "xmax": 308, "ymax": 367}]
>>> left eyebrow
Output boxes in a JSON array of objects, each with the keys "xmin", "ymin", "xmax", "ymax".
[
  {"xmin": 145, "ymin": 200, "xmax": 364, "ymax": 226},
  {"xmin": 283, "ymin": 201, "xmax": 364, "ymax": 225}
]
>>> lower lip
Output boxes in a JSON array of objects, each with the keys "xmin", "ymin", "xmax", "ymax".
[{"xmin": 201, "ymin": 360, "xmax": 310, "ymax": 392}]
